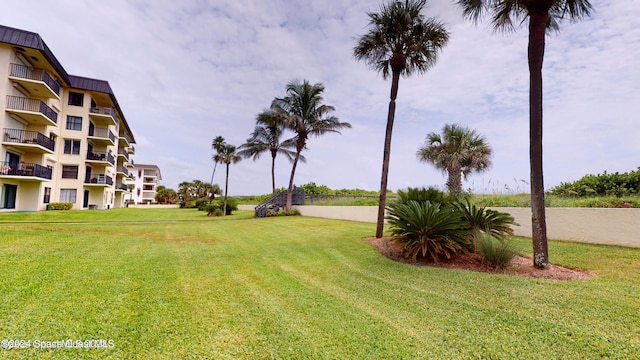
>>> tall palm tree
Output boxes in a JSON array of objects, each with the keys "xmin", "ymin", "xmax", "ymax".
[
  {"xmin": 455, "ymin": 0, "xmax": 593, "ymax": 269},
  {"xmin": 272, "ymin": 80, "xmax": 351, "ymax": 210},
  {"xmin": 210, "ymin": 136, "xmax": 226, "ymax": 184},
  {"xmin": 417, "ymin": 124, "xmax": 492, "ymax": 198},
  {"xmin": 213, "ymin": 142, "xmax": 241, "ymax": 215},
  {"xmin": 353, "ymin": 0, "xmax": 450, "ymax": 238},
  {"xmin": 237, "ymin": 109, "xmax": 302, "ymax": 196}
]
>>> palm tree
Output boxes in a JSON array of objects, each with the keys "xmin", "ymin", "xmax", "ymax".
[
  {"xmin": 237, "ymin": 109, "xmax": 302, "ymax": 196},
  {"xmin": 210, "ymin": 136, "xmax": 226, "ymax": 184},
  {"xmin": 417, "ymin": 124, "xmax": 492, "ymax": 198},
  {"xmin": 353, "ymin": 0, "xmax": 450, "ymax": 238},
  {"xmin": 272, "ymin": 80, "xmax": 351, "ymax": 210},
  {"xmin": 455, "ymin": 0, "xmax": 593, "ymax": 269},
  {"xmin": 213, "ymin": 142, "xmax": 241, "ymax": 215}
]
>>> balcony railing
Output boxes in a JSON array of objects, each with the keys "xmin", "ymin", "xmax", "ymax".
[
  {"xmin": 84, "ymin": 174, "xmax": 113, "ymax": 186},
  {"xmin": 2, "ymin": 128, "xmax": 55, "ymax": 152},
  {"xmin": 5, "ymin": 95, "xmax": 58, "ymax": 124},
  {"xmin": 117, "ymin": 166, "xmax": 130, "ymax": 177},
  {"xmin": 90, "ymin": 106, "xmax": 116, "ymax": 118},
  {"xmin": 10, "ymin": 63, "xmax": 61, "ymax": 96},
  {"xmin": 118, "ymin": 149, "xmax": 130, "ymax": 161},
  {"xmin": 127, "ymin": 145, "xmax": 135, "ymax": 154},
  {"xmin": 115, "ymin": 183, "xmax": 129, "ymax": 191},
  {"xmin": 86, "ymin": 151, "xmax": 116, "ymax": 166},
  {"xmin": 0, "ymin": 161, "xmax": 52, "ymax": 180},
  {"xmin": 88, "ymin": 127, "xmax": 116, "ymax": 143}
]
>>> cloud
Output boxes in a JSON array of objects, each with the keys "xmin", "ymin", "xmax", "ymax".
[{"xmin": 2, "ymin": 0, "xmax": 638, "ymax": 195}]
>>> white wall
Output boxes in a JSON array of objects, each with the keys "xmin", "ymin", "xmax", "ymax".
[{"xmin": 239, "ymin": 205, "xmax": 640, "ymax": 248}]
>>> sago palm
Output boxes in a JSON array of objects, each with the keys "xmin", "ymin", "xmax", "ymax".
[
  {"xmin": 272, "ymin": 80, "xmax": 351, "ymax": 210},
  {"xmin": 455, "ymin": 0, "xmax": 593, "ymax": 269},
  {"xmin": 354, "ymin": 0, "xmax": 449, "ymax": 238},
  {"xmin": 417, "ymin": 124, "xmax": 492, "ymax": 198},
  {"xmin": 237, "ymin": 109, "xmax": 301, "ymax": 196},
  {"xmin": 386, "ymin": 200, "xmax": 471, "ymax": 262}
]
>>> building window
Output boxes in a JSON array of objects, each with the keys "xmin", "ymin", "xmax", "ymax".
[
  {"xmin": 43, "ymin": 187, "xmax": 51, "ymax": 204},
  {"xmin": 68, "ymin": 92, "xmax": 84, "ymax": 106},
  {"xmin": 61, "ymin": 165, "xmax": 79, "ymax": 179},
  {"xmin": 64, "ymin": 140, "xmax": 81, "ymax": 155},
  {"xmin": 66, "ymin": 116, "xmax": 82, "ymax": 130},
  {"xmin": 59, "ymin": 189, "xmax": 77, "ymax": 203}
]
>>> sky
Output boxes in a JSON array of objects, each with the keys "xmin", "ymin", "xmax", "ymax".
[{"xmin": 1, "ymin": 0, "xmax": 638, "ymax": 196}]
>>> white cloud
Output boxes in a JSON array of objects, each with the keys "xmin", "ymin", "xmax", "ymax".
[{"xmin": 2, "ymin": 0, "xmax": 637, "ymax": 195}]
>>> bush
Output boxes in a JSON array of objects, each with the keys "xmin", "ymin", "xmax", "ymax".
[
  {"xmin": 455, "ymin": 199, "xmax": 517, "ymax": 241},
  {"xmin": 475, "ymin": 233, "xmax": 518, "ymax": 269},
  {"xmin": 385, "ymin": 200, "xmax": 472, "ymax": 262},
  {"xmin": 397, "ymin": 187, "xmax": 448, "ymax": 206},
  {"xmin": 49, "ymin": 202, "xmax": 73, "ymax": 210},
  {"xmin": 207, "ymin": 208, "xmax": 224, "ymax": 217},
  {"xmin": 265, "ymin": 209, "xmax": 278, "ymax": 217},
  {"xmin": 286, "ymin": 208, "xmax": 301, "ymax": 216}
]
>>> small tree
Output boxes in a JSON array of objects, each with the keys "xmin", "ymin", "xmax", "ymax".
[
  {"xmin": 417, "ymin": 124, "xmax": 492, "ymax": 198},
  {"xmin": 213, "ymin": 142, "xmax": 241, "ymax": 215}
]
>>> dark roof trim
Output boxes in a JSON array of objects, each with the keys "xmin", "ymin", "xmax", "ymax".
[
  {"xmin": 0, "ymin": 24, "xmax": 135, "ymax": 143},
  {"xmin": 0, "ymin": 24, "xmax": 69, "ymax": 84}
]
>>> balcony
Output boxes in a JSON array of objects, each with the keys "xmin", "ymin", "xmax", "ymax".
[
  {"xmin": 118, "ymin": 133, "xmax": 132, "ymax": 147},
  {"xmin": 117, "ymin": 166, "xmax": 130, "ymax": 178},
  {"xmin": 115, "ymin": 183, "xmax": 130, "ymax": 192},
  {"xmin": 5, "ymin": 95, "xmax": 58, "ymax": 126},
  {"xmin": 0, "ymin": 161, "xmax": 52, "ymax": 181},
  {"xmin": 125, "ymin": 158, "xmax": 134, "ymax": 168},
  {"xmin": 88, "ymin": 126, "xmax": 116, "ymax": 146},
  {"xmin": 86, "ymin": 151, "xmax": 115, "ymax": 166},
  {"xmin": 84, "ymin": 174, "xmax": 113, "ymax": 186},
  {"xmin": 117, "ymin": 149, "xmax": 130, "ymax": 161},
  {"xmin": 8, "ymin": 63, "xmax": 61, "ymax": 99},
  {"xmin": 89, "ymin": 106, "xmax": 117, "ymax": 127},
  {"xmin": 127, "ymin": 145, "xmax": 135, "ymax": 155},
  {"xmin": 2, "ymin": 128, "xmax": 55, "ymax": 153}
]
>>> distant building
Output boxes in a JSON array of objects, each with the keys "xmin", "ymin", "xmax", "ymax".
[
  {"xmin": 0, "ymin": 24, "xmax": 136, "ymax": 210},
  {"xmin": 126, "ymin": 164, "xmax": 161, "ymax": 204}
]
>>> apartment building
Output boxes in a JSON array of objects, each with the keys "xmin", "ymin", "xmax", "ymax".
[
  {"xmin": 126, "ymin": 164, "xmax": 161, "ymax": 205},
  {"xmin": 0, "ymin": 24, "xmax": 136, "ymax": 211}
]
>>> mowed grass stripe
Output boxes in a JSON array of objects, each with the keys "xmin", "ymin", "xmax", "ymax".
[{"xmin": 0, "ymin": 209, "xmax": 638, "ymax": 359}]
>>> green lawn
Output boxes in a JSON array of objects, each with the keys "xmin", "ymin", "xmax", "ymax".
[{"xmin": 0, "ymin": 209, "xmax": 638, "ymax": 359}]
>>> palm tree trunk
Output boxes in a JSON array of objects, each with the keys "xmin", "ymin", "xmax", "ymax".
[
  {"xmin": 210, "ymin": 162, "xmax": 218, "ymax": 185},
  {"xmin": 286, "ymin": 150, "xmax": 302, "ymax": 210},
  {"xmin": 447, "ymin": 165, "xmax": 462, "ymax": 198},
  {"xmin": 270, "ymin": 154, "xmax": 276, "ymax": 196},
  {"xmin": 376, "ymin": 70, "xmax": 401, "ymax": 238},
  {"xmin": 528, "ymin": 11, "xmax": 550, "ymax": 269},
  {"xmin": 224, "ymin": 162, "xmax": 229, "ymax": 215}
]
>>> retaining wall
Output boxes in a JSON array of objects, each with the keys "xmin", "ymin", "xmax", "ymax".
[{"xmin": 239, "ymin": 205, "xmax": 639, "ymax": 248}]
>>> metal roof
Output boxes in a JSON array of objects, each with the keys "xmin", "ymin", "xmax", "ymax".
[{"xmin": 0, "ymin": 24, "xmax": 135, "ymax": 143}]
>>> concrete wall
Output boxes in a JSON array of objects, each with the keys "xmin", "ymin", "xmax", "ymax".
[{"xmin": 239, "ymin": 204, "xmax": 640, "ymax": 248}]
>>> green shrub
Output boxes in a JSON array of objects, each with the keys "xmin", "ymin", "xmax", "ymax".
[
  {"xmin": 276, "ymin": 210, "xmax": 287, "ymax": 216},
  {"xmin": 224, "ymin": 197, "xmax": 239, "ymax": 215},
  {"xmin": 385, "ymin": 200, "xmax": 472, "ymax": 262},
  {"xmin": 475, "ymin": 233, "xmax": 518, "ymax": 269},
  {"xmin": 265, "ymin": 209, "xmax": 278, "ymax": 217},
  {"xmin": 397, "ymin": 187, "xmax": 448, "ymax": 206},
  {"xmin": 455, "ymin": 199, "xmax": 517, "ymax": 241},
  {"xmin": 286, "ymin": 208, "xmax": 301, "ymax": 216},
  {"xmin": 207, "ymin": 208, "xmax": 224, "ymax": 217},
  {"xmin": 49, "ymin": 202, "xmax": 73, "ymax": 210}
]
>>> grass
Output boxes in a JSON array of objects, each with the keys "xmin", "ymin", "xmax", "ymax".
[{"xmin": 0, "ymin": 209, "xmax": 639, "ymax": 359}]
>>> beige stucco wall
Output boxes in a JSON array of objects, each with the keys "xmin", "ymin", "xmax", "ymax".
[{"xmin": 239, "ymin": 205, "xmax": 640, "ymax": 248}]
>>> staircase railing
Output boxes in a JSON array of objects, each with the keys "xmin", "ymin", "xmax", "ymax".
[{"xmin": 254, "ymin": 186, "xmax": 305, "ymax": 218}]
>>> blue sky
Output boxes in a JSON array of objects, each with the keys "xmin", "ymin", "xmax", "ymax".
[{"xmin": 2, "ymin": 0, "xmax": 638, "ymax": 195}]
